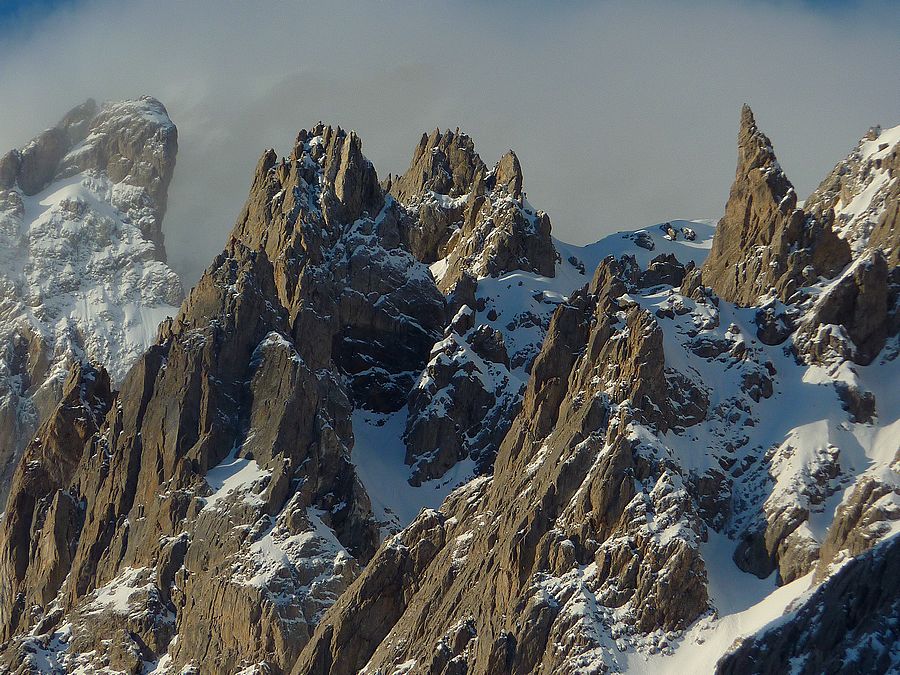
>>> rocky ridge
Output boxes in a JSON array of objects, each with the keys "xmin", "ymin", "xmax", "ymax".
[
  {"xmin": 0, "ymin": 97, "xmax": 182, "ymax": 507},
  {"xmin": 0, "ymin": 120, "xmax": 591, "ymax": 674},
  {"xmin": 295, "ymin": 109, "xmax": 900, "ymax": 674},
  {"xmin": 0, "ymin": 106, "xmax": 897, "ymax": 675},
  {"xmin": 702, "ymin": 105, "xmax": 851, "ymax": 308}
]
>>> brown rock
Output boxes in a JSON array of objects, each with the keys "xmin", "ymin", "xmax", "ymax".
[
  {"xmin": 703, "ymin": 105, "xmax": 850, "ymax": 306},
  {"xmin": 794, "ymin": 249, "xmax": 889, "ymax": 365},
  {"xmin": 295, "ymin": 258, "xmax": 710, "ymax": 675}
]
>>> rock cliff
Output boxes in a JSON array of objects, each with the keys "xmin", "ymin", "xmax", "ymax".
[
  {"xmin": 702, "ymin": 105, "xmax": 849, "ymax": 306},
  {"xmin": 295, "ymin": 110, "xmax": 900, "ymax": 674}
]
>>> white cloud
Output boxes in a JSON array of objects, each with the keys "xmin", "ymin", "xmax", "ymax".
[{"xmin": 0, "ymin": 0, "xmax": 897, "ymax": 285}]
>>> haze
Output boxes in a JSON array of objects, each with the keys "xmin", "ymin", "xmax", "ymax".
[{"xmin": 0, "ymin": 0, "xmax": 897, "ymax": 286}]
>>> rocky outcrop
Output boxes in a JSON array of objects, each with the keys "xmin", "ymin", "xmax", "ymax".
[
  {"xmin": 869, "ymin": 151, "xmax": 900, "ymax": 266},
  {"xmin": 717, "ymin": 535, "xmax": 900, "ymax": 675},
  {"xmin": 805, "ymin": 123, "xmax": 900, "ymax": 265},
  {"xmin": 703, "ymin": 105, "xmax": 849, "ymax": 306},
  {"xmin": 0, "ymin": 97, "xmax": 182, "ymax": 508},
  {"xmin": 291, "ymin": 508, "xmax": 450, "ymax": 675},
  {"xmin": 390, "ymin": 129, "xmax": 556, "ymax": 291},
  {"xmin": 815, "ymin": 469, "xmax": 900, "ymax": 581},
  {"xmin": 794, "ymin": 249, "xmax": 890, "ymax": 365},
  {"xmin": 404, "ymin": 311, "xmax": 518, "ymax": 484},
  {"xmin": 0, "ymin": 123, "xmax": 444, "ymax": 673},
  {"xmin": 0, "ymin": 362, "xmax": 112, "ymax": 640},
  {"xmin": 296, "ymin": 257, "xmax": 712, "ymax": 674},
  {"xmin": 391, "ymin": 131, "xmax": 561, "ymax": 482}
]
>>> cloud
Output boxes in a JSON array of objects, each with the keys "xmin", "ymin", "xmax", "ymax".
[{"xmin": 0, "ymin": 0, "xmax": 897, "ymax": 285}]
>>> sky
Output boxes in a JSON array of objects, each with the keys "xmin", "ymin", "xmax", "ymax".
[{"xmin": 0, "ymin": 0, "xmax": 897, "ymax": 286}]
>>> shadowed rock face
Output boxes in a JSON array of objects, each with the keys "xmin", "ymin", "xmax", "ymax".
[
  {"xmin": 391, "ymin": 130, "xmax": 561, "ymax": 483},
  {"xmin": 0, "ymin": 123, "xmax": 447, "ymax": 674},
  {"xmin": 806, "ymin": 124, "xmax": 900, "ymax": 267},
  {"xmin": 703, "ymin": 105, "xmax": 849, "ymax": 306},
  {"xmin": 717, "ymin": 535, "xmax": 900, "ymax": 675}
]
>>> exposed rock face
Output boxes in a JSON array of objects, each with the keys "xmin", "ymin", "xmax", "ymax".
[
  {"xmin": 0, "ymin": 123, "xmax": 444, "ymax": 673},
  {"xmin": 390, "ymin": 129, "xmax": 556, "ymax": 292},
  {"xmin": 805, "ymin": 123, "xmax": 900, "ymax": 265},
  {"xmin": 703, "ymin": 105, "xmax": 849, "ymax": 306},
  {"xmin": 717, "ymin": 535, "xmax": 900, "ymax": 675},
  {"xmin": 0, "ymin": 107, "xmax": 897, "ymax": 675},
  {"xmin": 293, "ymin": 111, "xmax": 900, "ymax": 675},
  {"xmin": 391, "ymin": 130, "xmax": 561, "ymax": 482},
  {"xmin": 0, "ymin": 362, "xmax": 112, "ymax": 639},
  {"xmin": 794, "ymin": 249, "xmax": 890, "ymax": 365},
  {"xmin": 296, "ymin": 258, "xmax": 712, "ymax": 674},
  {"xmin": 0, "ymin": 97, "xmax": 182, "ymax": 507},
  {"xmin": 404, "ymin": 312, "xmax": 518, "ymax": 484},
  {"xmin": 870, "ymin": 146, "xmax": 900, "ymax": 265},
  {"xmin": 814, "ymin": 468, "xmax": 900, "ymax": 581}
]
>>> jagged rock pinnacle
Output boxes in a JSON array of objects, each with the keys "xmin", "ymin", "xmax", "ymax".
[{"xmin": 702, "ymin": 105, "xmax": 849, "ymax": 306}]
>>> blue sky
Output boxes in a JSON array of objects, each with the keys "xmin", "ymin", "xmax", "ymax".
[{"xmin": 0, "ymin": 0, "xmax": 71, "ymax": 23}]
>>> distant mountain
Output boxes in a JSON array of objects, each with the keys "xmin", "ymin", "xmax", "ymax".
[
  {"xmin": 0, "ymin": 97, "xmax": 182, "ymax": 507},
  {"xmin": 0, "ymin": 106, "xmax": 896, "ymax": 675}
]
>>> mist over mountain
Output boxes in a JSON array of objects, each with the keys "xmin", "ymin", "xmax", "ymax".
[{"xmin": 0, "ymin": 0, "xmax": 897, "ymax": 285}]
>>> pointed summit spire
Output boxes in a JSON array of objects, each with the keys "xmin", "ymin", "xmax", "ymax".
[
  {"xmin": 492, "ymin": 150, "xmax": 524, "ymax": 198},
  {"xmin": 702, "ymin": 105, "xmax": 848, "ymax": 306},
  {"xmin": 735, "ymin": 103, "xmax": 785, "ymax": 190},
  {"xmin": 740, "ymin": 102, "xmax": 755, "ymax": 129}
]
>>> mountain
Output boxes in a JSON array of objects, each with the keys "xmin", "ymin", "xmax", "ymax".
[
  {"xmin": 0, "ymin": 97, "xmax": 182, "ymax": 507},
  {"xmin": 295, "ymin": 113, "xmax": 899, "ymax": 675},
  {"xmin": 0, "ymin": 107, "xmax": 896, "ymax": 675}
]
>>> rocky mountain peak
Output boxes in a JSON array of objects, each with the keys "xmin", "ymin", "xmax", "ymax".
[
  {"xmin": 0, "ymin": 96, "xmax": 177, "ymax": 260},
  {"xmin": 389, "ymin": 127, "xmax": 486, "ymax": 204},
  {"xmin": 490, "ymin": 149, "xmax": 524, "ymax": 198},
  {"xmin": 0, "ymin": 96, "xmax": 182, "ymax": 510},
  {"xmin": 736, "ymin": 104, "xmax": 785, "ymax": 192},
  {"xmin": 0, "ymin": 101, "xmax": 896, "ymax": 675},
  {"xmin": 386, "ymin": 129, "xmax": 557, "ymax": 291},
  {"xmin": 703, "ymin": 105, "xmax": 850, "ymax": 306},
  {"xmin": 805, "ymin": 122, "xmax": 900, "ymax": 266}
]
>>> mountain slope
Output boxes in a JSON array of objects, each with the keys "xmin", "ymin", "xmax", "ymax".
[
  {"xmin": 294, "ymin": 110, "xmax": 900, "ymax": 675},
  {"xmin": 0, "ymin": 109, "xmax": 896, "ymax": 675},
  {"xmin": 0, "ymin": 97, "xmax": 182, "ymax": 507}
]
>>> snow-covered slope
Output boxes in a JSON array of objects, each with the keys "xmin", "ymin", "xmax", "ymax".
[
  {"xmin": 0, "ymin": 97, "xmax": 182, "ymax": 502},
  {"xmin": 806, "ymin": 122, "xmax": 900, "ymax": 258},
  {"xmin": 352, "ymin": 219, "xmax": 715, "ymax": 535}
]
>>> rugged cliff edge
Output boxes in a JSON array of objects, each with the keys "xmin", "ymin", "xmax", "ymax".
[
  {"xmin": 0, "ymin": 121, "xmax": 575, "ymax": 674},
  {"xmin": 294, "ymin": 110, "xmax": 900, "ymax": 675}
]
